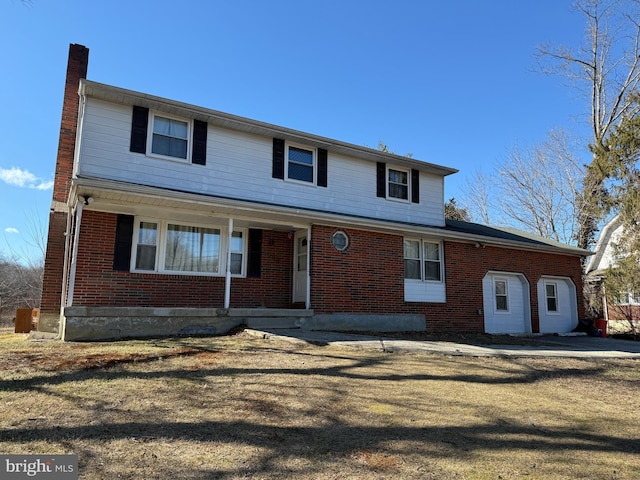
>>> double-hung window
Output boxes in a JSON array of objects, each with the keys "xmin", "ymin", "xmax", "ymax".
[
  {"xmin": 494, "ymin": 279, "xmax": 509, "ymax": 312},
  {"xmin": 404, "ymin": 239, "xmax": 442, "ymax": 282},
  {"xmin": 388, "ymin": 167, "xmax": 409, "ymax": 201},
  {"xmin": 545, "ymin": 282, "xmax": 558, "ymax": 313},
  {"xmin": 150, "ymin": 114, "xmax": 189, "ymax": 160},
  {"xmin": 286, "ymin": 144, "xmax": 315, "ymax": 183}
]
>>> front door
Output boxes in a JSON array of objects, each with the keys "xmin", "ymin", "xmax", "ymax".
[{"xmin": 293, "ymin": 231, "xmax": 308, "ymax": 304}]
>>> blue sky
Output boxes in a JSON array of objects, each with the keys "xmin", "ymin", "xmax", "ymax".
[{"xmin": 0, "ymin": 0, "xmax": 591, "ymax": 263}]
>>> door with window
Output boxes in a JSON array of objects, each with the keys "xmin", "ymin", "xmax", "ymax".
[
  {"xmin": 293, "ymin": 231, "xmax": 308, "ymax": 304},
  {"xmin": 482, "ymin": 272, "xmax": 531, "ymax": 334},
  {"xmin": 537, "ymin": 277, "xmax": 578, "ymax": 333}
]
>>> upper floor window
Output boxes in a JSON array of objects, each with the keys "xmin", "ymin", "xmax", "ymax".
[
  {"xmin": 150, "ymin": 114, "xmax": 189, "ymax": 160},
  {"xmin": 376, "ymin": 162, "xmax": 419, "ymax": 203},
  {"xmin": 286, "ymin": 144, "xmax": 315, "ymax": 183},
  {"xmin": 388, "ymin": 167, "xmax": 409, "ymax": 201},
  {"xmin": 130, "ymin": 106, "xmax": 208, "ymax": 165},
  {"xmin": 404, "ymin": 239, "xmax": 442, "ymax": 282}
]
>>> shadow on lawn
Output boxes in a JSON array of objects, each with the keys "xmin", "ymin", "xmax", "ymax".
[
  {"xmin": 1, "ymin": 418, "xmax": 639, "ymax": 478},
  {"xmin": 0, "ymin": 349, "xmax": 603, "ymax": 394},
  {"xmin": 1, "ymin": 342, "xmax": 638, "ymax": 478}
]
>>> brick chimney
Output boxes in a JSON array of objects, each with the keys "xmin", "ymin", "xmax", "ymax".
[{"xmin": 39, "ymin": 44, "xmax": 89, "ymax": 333}]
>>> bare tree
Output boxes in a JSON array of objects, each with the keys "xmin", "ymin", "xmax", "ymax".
[
  {"xmin": 536, "ymin": 0, "xmax": 640, "ymax": 249},
  {"xmin": 461, "ymin": 170, "xmax": 493, "ymax": 225},
  {"xmin": 496, "ymin": 131, "xmax": 584, "ymax": 244}
]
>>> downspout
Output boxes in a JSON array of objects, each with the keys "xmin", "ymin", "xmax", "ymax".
[
  {"xmin": 306, "ymin": 226, "xmax": 311, "ymax": 310},
  {"xmin": 224, "ymin": 218, "xmax": 234, "ymax": 309},
  {"xmin": 66, "ymin": 199, "xmax": 84, "ymax": 308}
]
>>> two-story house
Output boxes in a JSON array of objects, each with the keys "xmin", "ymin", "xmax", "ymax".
[{"xmin": 40, "ymin": 44, "xmax": 589, "ymax": 340}]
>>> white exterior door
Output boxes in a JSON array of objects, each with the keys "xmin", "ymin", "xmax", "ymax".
[
  {"xmin": 537, "ymin": 277, "xmax": 578, "ymax": 333},
  {"xmin": 482, "ymin": 272, "xmax": 531, "ymax": 334},
  {"xmin": 293, "ymin": 231, "xmax": 308, "ymax": 304}
]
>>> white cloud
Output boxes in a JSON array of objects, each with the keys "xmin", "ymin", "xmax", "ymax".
[
  {"xmin": 0, "ymin": 167, "xmax": 53, "ymax": 190},
  {"xmin": 4, "ymin": 227, "xmax": 19, "ymax": 234}
]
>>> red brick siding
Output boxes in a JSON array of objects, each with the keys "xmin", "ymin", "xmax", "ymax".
[
  {"xmin": 41, "ymin": 44, "xmax": 89, "ymax": 316},
  {"xmin": 310, "ymin": 226, "xmax": 405, "ymax": 312},
  {"xmin": 71, "ymin": 211, "xmax": 293, "ymax": 308},
  {"xmin": 310, "ymin": 226, "xmax": 585, "ymax": 333}
]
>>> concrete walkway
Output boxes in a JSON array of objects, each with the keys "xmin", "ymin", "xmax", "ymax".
[{"xmin": 247, "ymin": 329, "xmax": 640, "ymax": 359}]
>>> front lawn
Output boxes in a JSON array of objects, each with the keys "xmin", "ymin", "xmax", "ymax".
[{"xmin": 0, "ymin": 328, "xmax": 638, "ymax": 479}]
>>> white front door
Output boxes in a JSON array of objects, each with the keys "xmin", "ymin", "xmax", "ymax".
[{"xmin": 293, "ymin": 231, "xmax": 308, "ymax": 304}]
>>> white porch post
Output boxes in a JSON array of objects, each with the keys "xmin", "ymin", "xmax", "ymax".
[
  {"xmin": 306, "ymin": 226, "xmax": 311, "ymax": 309},
  {"xmin": 66, "ymin": 200, "xmax": 84, "ymax": 307},
  {"xmin": 224, "ymin": 217, "xmax": 234, "ymax": 309}
]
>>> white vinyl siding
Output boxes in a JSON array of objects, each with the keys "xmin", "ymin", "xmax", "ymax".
[{"xmin": 77, "ymin": 98, "xmax": 446, "ymax": 227}]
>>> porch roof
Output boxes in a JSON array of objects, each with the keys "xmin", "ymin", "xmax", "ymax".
[{"xmin": 71, "ymin": 177, "xmax": 591, "ymax": 258}]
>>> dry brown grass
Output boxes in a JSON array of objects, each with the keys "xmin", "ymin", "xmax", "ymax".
[{"xmin": 0, "ymin": 327, "xmax": 639, "ymax": 479}]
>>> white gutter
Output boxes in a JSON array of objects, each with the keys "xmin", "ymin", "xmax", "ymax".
[{"xmin": 306, "ymin": 226, "xmax": 311, "ymax": 309}]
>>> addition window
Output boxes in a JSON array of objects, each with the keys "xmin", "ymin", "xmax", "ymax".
[
  {"xmin": 495, "ymin": 279, "xmax": 509, "ymax": 312},
  {"xmin": 388, "ymin": 167, "xmax": 409, "ymax": 200},
  {"xmin": 286, "ymin": 144, "xmax": 315, "ymax": 183},
  {"xmin": 404, "ymin": 239, "xmax": 442, "ymax": 282},
  {"xmin": 150, "ymin": 113, "xmax": 189, "ymax": 160},
  {"xmin": 131, "ymin": 218, "xmax": 246, "ymax": 276},
  {"xmin": 545, "ymin": 282, "xmax": 558, "ymax": 312}
]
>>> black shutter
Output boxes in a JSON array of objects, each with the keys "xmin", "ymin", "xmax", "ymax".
[
  {"xmin": 192, "ymin": 119, "xmax": 207, "ymax": 165},
  {"xmin": 130, "ymin": 106, "xmax": 149, "ymax": 153},
  {"xmin": 247, "ymin": 229, "xmax": 263, "ymax": 278},
  {"xmin": 411, "ymin": 169, "xmax": 420, "ymax": 203},
  {"xmin": 113, "ymin": 214, "xmax": 134, "ymax": 271},
  {"xmin": 317, "ymin": 148, "xmax": 328, "ymax": 187},
  {"xmin": 272, "ymin": 138, "xmax": 285, "ymax": 179},
  {"xmin": 376, "ymin": 162, "xmax": 386, "ymax": 198}
]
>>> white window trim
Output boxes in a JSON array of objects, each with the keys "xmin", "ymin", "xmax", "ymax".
[
  {"xmin": 130, "ymin": 217, "xmax": 247, "ymax": 277},
  {"xmin": 386, "ymin": 165, "xmax": 411, "ymax": 203},
  {"xmin": 285, "ymin": 142, "xmax": 317, "ymax": 186},
  {"xmin": 494, "ymin": 278, "xmax": 510, "ymax": 314},
  {"xmin": 147, "ymin": 111, "xmax": 192, "ymax": 163},
  {"xmin": 404, "ymin": 238, "xmax": 444, "ymax": 284},
  {"xmin": 545, "ymin": 281, "xmax": 560, "ymax": 315}
]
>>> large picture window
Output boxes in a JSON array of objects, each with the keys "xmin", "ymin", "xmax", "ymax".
[
  {"xmin": 165, "ymin": 224, "xmax": 220, "ymax": 273},
  {"xmin": 404, "ymin": 239, "xmax": 442, "ymax": 282},
  {"xmin": 131, "ymin": 218, "xmax": 246, "ymax": 276}
]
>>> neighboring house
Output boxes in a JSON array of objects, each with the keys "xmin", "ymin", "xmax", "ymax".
[
  {"xmin": 40, "ymin": 45, "xmax": 590, "ymax": 340},
  {"xmin": 585, "ymin": 215, "xmax": 640, "ymax": 332}
]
